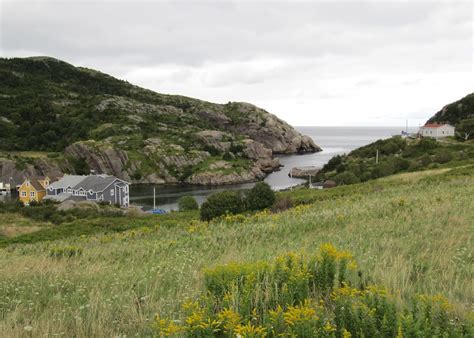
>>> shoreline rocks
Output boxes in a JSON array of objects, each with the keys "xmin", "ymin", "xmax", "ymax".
[{"xmin": 289, "ymin": 166, "xmax": 320, "ymax": 178}]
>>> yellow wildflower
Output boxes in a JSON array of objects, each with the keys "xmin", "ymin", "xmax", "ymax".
[
  {"xmin": 284, "ymin": 302, "xmax": 318, "ymax": 326},
  {"xmin": 217, "ymin": 308, "xmax": 241, "ymax": 333},
  {"xmin": 342, "ymin": 328, "xmax": 352, "ymax": 338},
  {"xmin": 234, "ymin": 322, "xmax": 267, "ymax": 337},
  {"xmin": 323, "ymin": 321, "xmax": 336, "ymax": 333}
]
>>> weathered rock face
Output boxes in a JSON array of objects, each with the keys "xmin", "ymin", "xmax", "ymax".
[
  {"xmin": 289, "ymin": 166, "xmax": 320, "ymax": 178},
  {"xmin": 65, "ymin": 142, "xmax": 132, "ymax": 181},
  {"xmin": 219, "ymin": 103, "xmax": 322, "ymax": 154},
  {"xmin": 184, "ymin": 166, "xmax": 267, "ymax": 185},
  {"xmin": 195, "ymin": 130, "xmax": 232, "ymax": 152},
  {"xmin": 242, "ymin": 139, "xmax": 272, "ymax": 160},
  {"xmin": 0, "ymin": 158, "xmax": 69, "ymax": 186}
]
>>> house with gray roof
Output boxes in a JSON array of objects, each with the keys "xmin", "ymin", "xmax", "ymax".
[{"xmin": 45, "ymin": 174, "xmax": 130, "ymax": 207}]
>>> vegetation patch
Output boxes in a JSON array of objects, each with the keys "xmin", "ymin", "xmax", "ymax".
[{"xmin": 154, "ymin": 244, "xmax": 471, "ymax": 337}]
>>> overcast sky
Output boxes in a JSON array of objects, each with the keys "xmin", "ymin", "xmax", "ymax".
[{"xmin": 1, "ymin": 0, "xmax": 473, "ymax": 126}]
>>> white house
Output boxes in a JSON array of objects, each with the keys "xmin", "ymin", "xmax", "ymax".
[{"xmin": 419, "ymin": 123, "xmax": 455, "ymax": 139}]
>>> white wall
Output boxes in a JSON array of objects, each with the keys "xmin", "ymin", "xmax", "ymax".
[{"xmin": 419, "ymin": 125, "xmax": 455, "ymax": 138}]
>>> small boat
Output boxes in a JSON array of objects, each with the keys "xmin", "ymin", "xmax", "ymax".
[{"xmin": 149, "ymin": 209, "xmax": 167, "ymax": 215}]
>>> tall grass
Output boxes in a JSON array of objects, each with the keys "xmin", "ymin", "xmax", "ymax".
[{"xmin": 0, "ymin": 167, "xmax": 472, "ymax": 336}]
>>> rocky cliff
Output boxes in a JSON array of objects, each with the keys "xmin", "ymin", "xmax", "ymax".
[{"xmin": 0, "ymin": 57, "xmax": 321, "ymax": 185}]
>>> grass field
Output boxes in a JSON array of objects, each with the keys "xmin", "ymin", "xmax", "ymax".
[{"xmin": 0, "ymin": 166, "xmax": 472, "ymax": 336}]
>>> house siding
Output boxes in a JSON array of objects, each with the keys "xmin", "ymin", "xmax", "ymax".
[
  {"xmin": 420, "ymin": 125, "xmax": 455, "ymax": 138},
  {"xmin": 44, "ymin": 175, "xmax": 130, "ymax": 207}
]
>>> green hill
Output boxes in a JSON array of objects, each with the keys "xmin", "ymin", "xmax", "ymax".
[
  {"xmin": 427, "ymin": 93, "xmax": 474, "ymax": 126},
  {"xmin": 0, "ymin": 57, "xmax": 319, "ymax": 185},
  {"xmin": 427, "ymin": 93, "xmax": 474, "ymax": 140}
]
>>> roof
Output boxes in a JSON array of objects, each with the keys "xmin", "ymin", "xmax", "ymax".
[
  {"xmin": 48, "ymin": 175, "xmax": 88, "ymax": 190},
  {"xmin": 421, "ymin": 123, "xmax": 454, "ymax": 129},
  {"xmin": 73, "ymin": 174, "xmax": 126, "ymax": 192},
  {"xmin": 23, "ymin": 178, "xmax": 46, "ymax": 191},
  {"xmin": 44, "ymin": 193, "xmax": 84, "ymax": 202}
]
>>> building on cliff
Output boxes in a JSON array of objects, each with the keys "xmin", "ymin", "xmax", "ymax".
[
  {"xmin": 44, "ymin": 174, "xmax": 130, "ymax": 207},
  {"xmin": 418, "ymin": 124, "xmax": 455, "ymax": 138}
]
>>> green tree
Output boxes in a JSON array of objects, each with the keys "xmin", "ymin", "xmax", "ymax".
[
  {"xmin": 200, "ymin": 191, "xmax": 245, "ymax": 221},
  {"xmin": 178, "ymin": 196, "xmax": 199, "ymax": 211},
  {"xmin": 245, "ymin": 182, "xmax": 276, "ymax": 211},
  {"xmin": 457, "ymin": 118, "xmax": 474, "ymax": 141}
]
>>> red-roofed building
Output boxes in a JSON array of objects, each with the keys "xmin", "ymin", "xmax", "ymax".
[{"xmin": 419, "ymin": 123, "xmax": 455, "ymax": 138}]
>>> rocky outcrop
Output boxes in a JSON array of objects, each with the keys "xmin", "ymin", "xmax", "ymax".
[
  {"xmin": 195, "ymin": 130, "xmax": 232, "ymax": 152},
  {"xmin": 220, "ymin": 102, "xmax": 322, "ymax": 154},
  {"xmin": 0, "ymin": 157, "xmax": 69, "ymax": 187},
  {"xmin": 184, "ymin": 166, "xmax": 266, "ymax": 185},
  {"xmin": 289, "ymin": 166, "xmax": 320, "ymax": 178},
  {"xmin": 65, "ymin": 142, "xmax": 132, "ymax": 181}
]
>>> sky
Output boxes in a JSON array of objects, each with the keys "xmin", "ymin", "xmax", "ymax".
[{"xmin": 0, "ymin": 0, "xmax": 473, "ymax": 127}]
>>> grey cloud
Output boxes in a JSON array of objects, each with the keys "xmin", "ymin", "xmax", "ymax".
[{"xmin": 1, "ymin": 1, "xmax": 471, "ymax": 70}]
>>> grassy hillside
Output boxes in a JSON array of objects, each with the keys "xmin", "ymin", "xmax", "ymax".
[{"xmin": 0, "ymin": 165, "xmax": 472, "ymax": 336}]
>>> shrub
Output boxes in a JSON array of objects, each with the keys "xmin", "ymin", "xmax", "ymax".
[
  {"xmin": 434, "ymin": 150, "xmax": 454, "ymax": 164},
  {"xmin": 178, "ymin": 195, "xmax": 199, "ymax": 211},
  {"xmin": 200, "ymin": 191, "xmax": 245, "ymax": 221},
  {"xmin": 154, "ymin": 244, "xmax": 471, "ymax": 337},
  {"xmin": 323, "ymin": 155, "xmax": 343, "ymax": 172},
  {"xmin": 271, "ymin": 196, "xmax": 293, "ymax": 213},
  {"xmin": 333, "ymin": 171, "xmax": 360, "ymax": 185},
  {"xmin": 245, "ymin": 182, "xmax": 276, "ymax": 211},
  {"xmin": 420, "ymin": 154, "xmax": 432, "ymax": 166}
]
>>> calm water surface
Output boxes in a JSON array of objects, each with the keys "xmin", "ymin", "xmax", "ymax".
[{"xmin": 131, "ymin": 126, "xmax": 417, "ymax": 211}]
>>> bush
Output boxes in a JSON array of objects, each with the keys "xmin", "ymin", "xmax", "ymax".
[
  {"xmin": 420, "ymin": 154, "xmax": 432, "ymax": 166},
  {"xmin": 154, "ymin": 244, "xmax": 471, "ymax": 338},
  {"xmin": 200, "ymin": 191, "xmax": 245, "ymax": 221},
  {"xmin": 271, "ymin": 196, "xmax": 293, "ymax": 213},
  {"xmin": 245, "ymin": 182, "xmax": 276, "ymax": 211},
  {"xmin": 178, "ymin": 195, "xmax": 199, "ymax": 211},
  {"xmin": 333, "ymin": 171, "xmax": 360, "ymax": 185},
  {"xmin": 434, "ymin": 150, "xmax": 454, "ymax": 164}
]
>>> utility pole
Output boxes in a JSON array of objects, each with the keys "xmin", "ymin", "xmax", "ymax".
[
  {"xmin": 376, "ymin": 149, "xmax": 379, "ymax": 164},
  {"xmin": 309, "ymin": 174, "xmax": 312, "ymax": 188},
  {"xmin": 290, "ymin": 169, "xmax": 293, "ymax": 191}
]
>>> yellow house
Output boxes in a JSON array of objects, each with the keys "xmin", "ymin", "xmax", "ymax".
[{"xmin": 18, "ymin": 177, "xmax": 49, "ymax": 205}]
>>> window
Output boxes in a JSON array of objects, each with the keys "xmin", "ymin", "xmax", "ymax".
[
  {"xmin": 21, "ymin": 191, "xmax": 27, "ymax": 197},
  {"xmin": 110, "ymin": 189, "xmax": 114, "ymax": 196},
  {"xmin": 30, "ymin": 191, "xmax": 35, "ymax": 197},
  {"xmin": 26, "ymin": 182, "xmax": 30, "ymax": 187}
]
